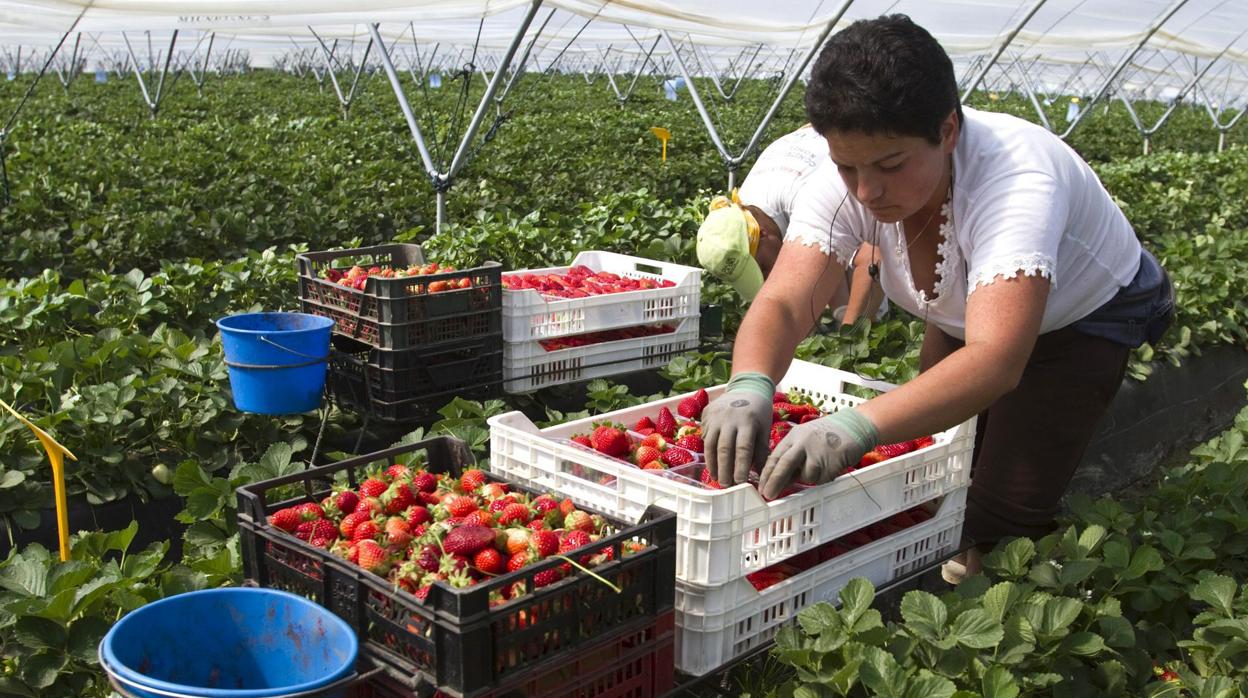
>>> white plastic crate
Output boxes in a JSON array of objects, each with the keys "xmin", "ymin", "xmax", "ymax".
[
  {"xmin": 502, "ymin": 251, "xmax": 702, "ymax": 342},
  {"xmin": 488, "ymin": 360, "xmax": 976, "ymax": 586},
  {"xmin": 675, "ymin": 489, "xmax": 966, "ymax": 675},
  {"xmin": 502, "ymin": 316, "xmax": 700, "ymax": 394}
]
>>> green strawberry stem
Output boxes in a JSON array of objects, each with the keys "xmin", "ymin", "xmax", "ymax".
[{"xmin": 551, "ymin": 554, "xmax": 622, "ymax": 594}]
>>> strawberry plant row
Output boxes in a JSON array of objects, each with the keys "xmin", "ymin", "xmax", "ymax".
[
  {"xmin": 488, "ymin": 359, "xmax": 975, "ymax": 587},
  {"xmin": 236, "ymin": 435, "xmax": 676, "ymax": 697}
]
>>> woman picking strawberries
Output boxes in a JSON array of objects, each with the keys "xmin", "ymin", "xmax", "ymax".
[{"xmin": 702, "ymin": 15, "xmax": 1174, "ymax": 581}]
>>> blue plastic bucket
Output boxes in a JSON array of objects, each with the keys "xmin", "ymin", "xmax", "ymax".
[
  {"xmin": 216, "ymin": 312, "xmax": 334, "ymax": 415},
  {"xmin": 99, "ymin": 588, "xmax": 359, "ymax": 698}
]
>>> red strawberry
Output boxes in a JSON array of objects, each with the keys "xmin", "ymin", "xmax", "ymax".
[
  {"xmin": 699, "ymin": 467, "xmax": 724, "ymax": 490},
  {"xmin": 640, "ymin": 433, "xmax": 668, "ymax": 451},
  {"xmin": 497, "ymin": 502, "xmax": 533, "ymax": 526},
  {"xmin": 354, "ymin": 497, "xmax": 383, "ymax": 516},
  {"xmin": 459, "ymin": 468, "xmax": 488, "ymax": 492},
  {"xmin": 507, "ymin": 551, "xmax": 532, "ymax": 573},
  {"xmin": 381, "ymin": 482, "xmax": 416, "ymax": 515},
  {"xmin": 911, "ymin": 435, "xmax": 936, "ymax": 450},
  {"xmin": 359, "ymin": 478, "xmax": 388, "ymax": 498},
  {"xmin": 858, "ymin": 450, "xmax": 886, "ymax": 468},
  {"xmin": 769, "ymin": 422, "xmax": 793, "ymax": 450},
  {"xmin": 356, "ymin": 540, "xmax": 391, "ymax": 574},
  {"xmin": 661, "ymin": 448, "xmax": 695, "ymax": 467},
  {"xmin": 481, "ymin": 482, "xmax": 509, "ymax": 500},
  {"xmin": 559, "ymin": 498, "xmax": 576, "ymax": 516},
  {"xmin": 443, "ymin": 525, "xmax": 497, "ymax": 556},
  {"xmin": 489, "ymin": 496, "xmax": 518, "ymax": 514},
  {"xmin": 334, "ymin": 490, "xmax": 360, "ymax": 516},
  {"xmin": 799, "ymin": 413, "xmax": 821, "ymax": 424},
  {"xmin": 694, "ymin": 388, "xmax": 709, "ymax": 408},
  {"xmin": 570, "ymin": 435, "xmax": 593, "ymax": 448},
  {"xmin": 466, "ymin": 509, "xmax": 495, "ymax": 527},
  {"xmin": 268, "ymin": 508, "xmax": 301, "ymax": 532},
  {"xmin": 473, "ymin": 548, "xmax": 506, "ymax": 575},
  {"xmin": 384, "ymin": 463, "xmax": 411, "ymax": 482},
  {"xmin": 528, "ymin": 518, "xmax": 550, "ymax": 533},
  {"xmin": 352, "ymin": 519, "xmax": 381, "ymax": 543},
  {"xmin": 590, "ymin": 425, "xmax": 630, "ymax": 458},
  {"xmin": 530, "ymin": 529, "xmax": 560, "ymax": 558},
  {"xmin": 876, "ymin": 441, "xmax": 916, "ymax": 459},
  {"xmin": 677, "ymin": 395, "xmax": 703, "ymax": 420},
  {"xmin": 642, "ymin": 461, "xmax": 667, "ymax": 470},
  {"xmin": 773, "ymin": 391, "xmax": 788, "ymax": 403},
  {"xmin": 560, "ymin": 530, "xmax": 592, "ymax": 553},
  {"xmin": 674, "ymin": 435, "xmax": 704, "ymax": 453},
  {"xmin": 445, "ymin": 494, "xmax": 479, "ymax": 518},
  {"xmin": 384, "ymin": 517, "xmax": 412, "ymax": 547},
  {"xmin": 633, "ymin": 416, "xmax": 656, "ymax": 432},
  {"xmin": 532, "ymin": 495, "xmax": 559, "ymax": 514},
  {"xmin": 338, "ymin": 511, "xmax": 369, "ymax": 539},
  {"xmin": 746, "ymin": 570, "xmax": 789, "ymax": 591},
  {"xmin": 295, "ymin": 520, "xmax": 316, "ymax": 541},
  {"xmin": 634, "ymin": 445, "xmax": 663, "ymax": 467},
  {"xmin": 499, "ymin": 528, "xmax": 531, "ymax": 555},
  {"xmin": 534, "ymin": 568, "xmax": 563, "ymax": 587},
  {"xmin": 656, "ymin": 408, "xmax": 677, "ymax": 438},
  {"xmin": 295, "ymin": 502, "xmax": 325, "ymax": 521},
  {"xmin": 564, "ymin": 510, "xmax": 594, "ymax": 534},
  {"xmin": 636, "ymin": 427, "xmax": 656, "ymax": 436},
  {"xmin": 405, "ymin": 505, "xmax": 431, "ymax": 527},
  {"xmin": 413, "ymin": 544, "xmax": 441, "ymax": 573},
  {"xmin": 411, "ymin": 471, "xmax": 438, "ymax": 494}
]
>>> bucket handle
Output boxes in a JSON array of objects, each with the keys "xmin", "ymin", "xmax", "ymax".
[
  {"xmin": 224, "ymin": 335, "xmax": 330, "ymax": 371},
  {"xmin": 101, "ymin": 648, "xmax": 384, "ymax": 698}
]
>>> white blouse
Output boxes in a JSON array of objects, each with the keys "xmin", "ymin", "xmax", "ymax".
[{"xmin": 785, "ymin": 107, "xmax": 1142, "ymax": 339}]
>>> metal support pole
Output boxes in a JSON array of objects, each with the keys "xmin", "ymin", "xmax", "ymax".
[
  {"xmin": 659, "ymin": 0, "xmax": 853, "ymax": 187},
  {"xmin": 1060, "ymin": 0, "xmax": 1192, "ymax": 139},
  {"xmin": 961, "ymin": 0, "xmax": 1049, "ymax": 101},
  {"xmin": 369, "ymin": 22, "xmax": 438, "ymax": 177},
  {"xmin": 497, "ymin": 8, "xmax": 556, "ymax": 104}
]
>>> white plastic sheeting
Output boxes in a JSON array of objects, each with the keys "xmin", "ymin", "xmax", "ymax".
[{"xmin": 2, "ymin": 1, "xmax": 1245, "ymax": 107}]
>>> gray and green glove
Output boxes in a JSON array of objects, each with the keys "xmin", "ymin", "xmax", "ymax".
[
  {"xmin": 702, "ymin": 372, "xmax": 776, "ymax": 487},
  {"xmin": 757, "ymin": 408, "xmax": 878, "ymax": 499}
]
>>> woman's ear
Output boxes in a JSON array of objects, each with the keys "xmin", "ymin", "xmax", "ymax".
[{"xmin": 940, "ymin": 110, "xmax": 959, "ymax": 154}]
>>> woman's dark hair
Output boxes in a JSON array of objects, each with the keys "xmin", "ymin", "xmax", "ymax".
[{"xmin": 805, "ymin": 15, "xmax": 964, "ymax": 144}]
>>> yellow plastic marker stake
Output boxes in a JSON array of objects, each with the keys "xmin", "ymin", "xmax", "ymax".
[
  {"xmin": 650, "ymin": 127, "xmax": 671, "ymax": 161},
  {"xmin": 0, "ymin": 399, "xmax": 76, "ymax": 561}
]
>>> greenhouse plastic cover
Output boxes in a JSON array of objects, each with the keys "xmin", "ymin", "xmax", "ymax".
[{"xmin": 3, "ymin": 0, "xmax": 1248, "ymax": 98}]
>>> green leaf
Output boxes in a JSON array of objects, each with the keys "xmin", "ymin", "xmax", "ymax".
[
  {"xmin": 1192, "ymin": 574, "xmax": 1237, "ymax": 618},
  {"xmin": 121, "ymin": 544, "xmax": 168, "ymax": 580},
  {"xmin": 858, "ymin": 646, "xmax": 905, "ymax": 698},
  {"xmin": 32, "ymin": 587, "xmax": 78, "ymax": 624},
  {"xmin": 1122, "ymin": 545, "xmax": 1164, "ymax": 581},
  {"xmin": 903, "ymin": 670, "xmax": 956, "ymax": 698},
  {"xmin": 982, "ymin": 581, "xmax": 1019, "ymax": 623},
  {"xmin": 1061, "ymin": 631, "xmax": 1108, "ymax": 656},
  {"xmin": 797, "ymin": 603, "xmax": 843, "ymax": 636},
  {"xmin": 1097, "ymin": 616, "xmax": 1136, "ymax": 648},
  {"xmin": 104, "ymin": 520, "xmax": 139, "ymax": 554},
  {"xmin": 1076, "ymin": 525, "xmax": 1108, "ymax": 556},
  {"xmin": 14, "ymin": 615, "xmax": 66, "ymax": 649},
  {"xmin": 67, "ymin": 615, "xmax": 112, "ymax": 662},
  {"xmin": 20, "ymin": 651, "xmax": 67, "ymax": 690},
  {"xmin": 1144, "ymin": 681, "xmax": 1182, "ymax": 698},
  {"xmin": 0, "ymin": 470, "xmax": 26, "ymax": 488},
  {"xmin": 47, "ymin": 561, "xmax": 96, "ymax": 595},
  {"xmin": 184, "ymin": 487, "xmax": 226, "ymax": 521},
  {"xmin": 1041, "ymin": 597, "xmax": 1084, "ymax": 637},
  {"xmin": 948, "ymin": 609, "xmax": 1004, "ymax": 649},
  {"xmin": 1102, "ymin": 540, "xmax": 1130, "ymax": 570},
  {"xmin": 0, "ymin": 677, "xmax": 36, "ymax": 697},
  {"xmin": 900, "ymin": 591, "xmax": 947, "ymax": 641},
  {"xmin": 172, "ymin": 459, "xmax": 211, "ymax": 495},
  {"xmin": 839, "ymin": 577, "xmax": 874, "ymax": 628},
  {"xmin": 987, "ymin": 538, "xmax": 1035, "ymax": 577},
  {"xmin": 0, "ymin": 555, "xmax": 49, "ymax": 597},
  {"xmin": 982, "ymin": 666, "xmax": 1020, "ymax": 698},
  {"xmin": 1059, "ymin": 559, "xmax": 1101, "ymax": 587}
]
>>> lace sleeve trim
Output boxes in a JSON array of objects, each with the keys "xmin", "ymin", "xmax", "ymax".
[
  {"xmin": 785, "ymin": 226, "xmax": 856, "ymax": 268},
  {"xmin": 966, "ymin": 254, "xmax": 1056, "ymax": 296}
]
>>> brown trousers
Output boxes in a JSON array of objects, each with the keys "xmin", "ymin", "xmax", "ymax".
[{"xmin": 920, "ymin": 324, "xmax": 1130, "ymax": 547}]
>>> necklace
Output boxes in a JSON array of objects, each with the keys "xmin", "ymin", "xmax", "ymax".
[{"xmin": 903, "ymin": 171, "xmax": 953, "ymax": 250}]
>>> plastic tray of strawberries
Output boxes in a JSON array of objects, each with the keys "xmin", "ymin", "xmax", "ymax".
[
  {"xmin": 298, "ymin": 243, "xmax": 503, "ymax": 350},
  {"xmin": 487, "ymin": 360, "xmax": 975, "ymax": 588},
  {"xmin": 236, "ymin": 435, "xmax": 676, "ymax": 698}
]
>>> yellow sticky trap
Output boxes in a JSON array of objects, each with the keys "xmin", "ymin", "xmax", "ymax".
[
  {"xmin": 0, "ymin": 399, "xmax": 76, "ymax": 561},
  {"xmin": 649, "ymin": 127, "xmax": 671, "ymax": 161}
]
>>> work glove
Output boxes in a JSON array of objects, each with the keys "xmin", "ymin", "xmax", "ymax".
[
  {"xmin": 702, "ymin": 372, "xmax": 776, "ymax": 487},
  {"xmin": 757, "ymin": 407, "xmax": 878, "ymax": 500}
]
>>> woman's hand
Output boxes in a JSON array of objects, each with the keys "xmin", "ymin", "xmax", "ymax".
[{"xmin": 757, "ymin": 408, "xmax": 877, "ymax": 499}]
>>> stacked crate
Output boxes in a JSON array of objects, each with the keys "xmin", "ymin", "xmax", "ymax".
[
  {"xmin": 298, "ymin": 244, "xmax": 503, "ymax": 421},
  {"xmin": 501, "ymin": 251, "xmax": 701, "ymax": 393},
  {"xmin": 237, "ymin": 436, "xmax": 677, "ymax": 697},
  {"xmin": 487, "ymin": 360, "xmax": 975, "ymax": 675}
]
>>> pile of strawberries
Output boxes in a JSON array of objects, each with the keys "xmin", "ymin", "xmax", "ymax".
[
  {"xmin": 265, "ymin": 465, "xmax": 640, "ymax": 605},
  {"xmin": 569, "ymin": 389, "xmax": 711, "ymax": 472},
  {"xmin": 321, "ymin": 263, "xmax": 473, "ymax": 293},
  {"xmin": 538, "ymin": 324, "xmax": 676, "ymax": 352},
  {"xmin": 744, "ymin": 505, "xmax": 937, "ymax": 591},
  {"xmin": 503, "ymin": 264, "xmax": 676, "ymax": 299},
  {"xmin": 563, "ymin": 387, "xmax": 936, "ymax": 497}
]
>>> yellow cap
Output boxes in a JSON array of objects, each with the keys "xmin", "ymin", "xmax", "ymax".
[{"xmin": 697, "ymin": 205, "xmax": 765, "ymax": 301}]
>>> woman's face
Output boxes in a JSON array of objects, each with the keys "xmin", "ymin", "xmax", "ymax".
[{"xmin": 824, "ymin": 112, "xmax": 958, "ymax": 224}]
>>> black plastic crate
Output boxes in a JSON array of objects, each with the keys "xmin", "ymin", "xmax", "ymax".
[
  {"xmin": 327, "ymin": 335, "xmax": 503, "ymax": 422},
  {"xmin": 298, "ymin": 243, "xmax": 502, "ymax": 350},
  {"xmin": 237, "ymin": 436, "xmax": 677, "ymax": 698}
]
